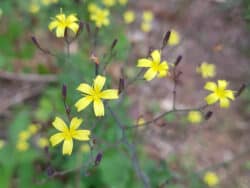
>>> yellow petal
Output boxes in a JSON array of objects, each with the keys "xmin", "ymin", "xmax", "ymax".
[
  {"xmin": 75, "ymin": 96, "xmax": 93, "ymax": 112},
  {"xmin": 94, "ymin": 75, "xmax": 106, "ymax": 91},
  {"xmin": 220, "ymin": 98, "xmax": 230, "ymax": 108},
  {"xmin": 159, "ymin": 61, "xmax": 169, "ymax": 70},
  {"xmin": 93, "ymin": 99, "xmax": 104, "ymax": 117},
  {"xmin": 56, "ymin": 27, "xmax": 65, "ymax": 38},
  {"xmin": 77, "ymin": 83, "xmax": 93, "ymax": 94},
  {"xmin": 66, "ymin": 14, "xmax": 78, "ymax": 23},
  {"xmin": 62, "ymin": 139, "xmax": 73, "ymax": 155},
  {"xmin": 50, "ymin": 133, "xmax": 65, "ymax": 146},
  {"xmin": 48, "ymin": 20, "xmax": 58, "ymax": 31},
  {"xmin": 157, "ymin": 70, "xmax": 167, "ymax": 78},
  {"xmin": 204, "ymin": 82, "xmax": 217, "ymax": 91},
  {"xmin": 218, "ymin": 80, "xmax": 228, "ymax": 90},
  {"xmin": 144, "ymin": 68, "xmax": 157, "ymax": 81},
  {"xmin": 70, "ymin": 117, "xmax": 83, "ymax": 130},
  {"xmin": 52, "ymin": 117, "xmax": 68, "ymax": 132},
  {"xmin": 225, "ymin": 90, "xmax": 234, "ymax": 100},
  {"xmin": 68, "ymin": 22, "xmax": 79, "ymax": 33},
  {"xmin": 101, "ymin": 89, "xmax": 119, "ymax": 99},
  {"xmin": 137, "ymin": 59, "xmax": 152, "ymax": 67},
  {"xmin": 205, "ymin": 93, "xmax": 219, "ymax": 105},
  {"xmin": 151, "ymin": 50, "xmax": 161, "ymax": 63},
  {"xmin": 72, "ymin": 130, "xmax": 91, "ymax": 141},
  {"xmin": 56, "ymin": 13, "xmax": 66, "ymax": 22}
]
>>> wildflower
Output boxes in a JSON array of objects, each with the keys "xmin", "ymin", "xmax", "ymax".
[
  {"xmin": 137, "ymin": 117, "xmax": 145, "ymax": 126},
  {"xmin": 90, "ymin": 8, "xmax": 110, "ymax": 28},
  {"xmin": 168, "ymin": 30, "xmax": 180, "ymax": 46},
  {"xmin": 88, "ymin": 3, "xmax": 100, "ymax": 13},
  {"xmin": 123, "ymin": 10, "xmax": 135, "ymax": 24},
  {"xmin": 0, "ymin": 139, "xmax": 5, "ymax": 149},
  {"xmin": 204, "ymin": 80, "xmax": 235, "ymax": 108},
  {"xmin": 16, "ymin": 141, "xmax": 29, "ymax": 151},
  {"xmin": 29, "ymin": 3, "xmax": 40, "ymax": 14},
  {"xmin": 102, "ymin": 0, "xmax": 116, "ymax": 7},
  {"xmin": 187, "ymin": 111, "xmax": 202, "ymax": 124},
  {"xmin": 137, "ymin": 50, "xmax": 169, "ymax": 81},
  {"xmin": 19, "ymin": 131, "xmax": 31, "ymax": 141},
  {"xmin": 37, "ymin": 137, "xmax": 49, "ymax": 148},
  {"xmin": 196, "ymin": 62, "xmax": 216, "ymax": 78},
  {"xmin": 140, "ymin": 21, "xmax": 152, "ymax": 32},
  {"xmin": 75, "ymin": 75, "xmax": 119, "ymax": 116},
  {"xmin": 80, "ymin": 144, "xmax": 90, "ymax": 153},
  {"xmin": 48, "ymin": 10, "xmax": 79, "ymax": 38},
  {"xmin": 28, "ymin": 124, "xmax": 40, "ymax": 135},
  {"xmin": 118, "ymin": 0, "xmax": 128, "ymax": 5},
  {"xmin": 203, "ymin": 171, "xmax": 219, "ymax": 187},
  {"xmin": 142, "ymin": 11, "xmax": 154, "ymax": 22},
  {"xmin": 50, "ymin": 117, "xmax": 91, "ymax": 155}
]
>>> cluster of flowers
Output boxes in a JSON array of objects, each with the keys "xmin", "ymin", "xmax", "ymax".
[{"xmin": 29, "ymin": 0, "xmax": 58, "ymax": 14}]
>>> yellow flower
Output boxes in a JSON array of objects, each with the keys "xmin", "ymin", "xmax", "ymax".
[
  {"xmin": 142, "ymin": 11, "xmax": 154, "ymax": 22},
  {"xmin": 75, "ymin": 75, "xmax": 119, "ymax": 117},
  {"xmin": 0, "ymin": 139, "xmax": 6, "ymax": 149},
  {"xmin": 29, "ymin": 3, "xmax": 40, "ymax": 14},
  {"xmin": 88, "ymin": 3, "xmax": 100, "ymax": 13},
  {"xmin": 123, "ymin": 10, "xmax": 135, "ymax": 24},
  {"xmin": 137, "ymin": 50, "xmax": 169, "ymax": 81},
  {"xmin": 196, "ymin": 62, "xmax": 216, "ymax": 78},
  {"xmin": 204, "ymin": 80, "xmax": 235, "ymax": 108},
  {"xmin": 102, "ymin": 0, "xmax": 116, "ymax": 7},
  {"xmin": 140, "ymin": 21, "xmax": 152, "ymax": 32},
  {"xmin": 37, "ymin": 137, "xmax": 49, "ymax": 148},
  {"xmin": 137, "ymin": 117, "xmax": 145, "ymax": 126},
  {"xmin": 203, "ymin": 171, "xmax": 219, "ymax": 187},
  {"xmin": 28, "ymin": 124, "xmax": 40, "ymax": 135},
  {"xmin": 50, "ymin": 117, "xmax": 91, "ymax": 155},
  {"xmin": 90, "ymin": 8, "xmax": 110, "ymax": 28},
  {"xmin": 48, "ymin": 10, "xmax": 79, "ymax": 38},
  {"xmin": 168, "ymin": 30, "xmax": 180, "ymax": 46},
  {"xmin": 16, "ymin": 141, "xmax": 29, "ymax": 151},
  {"xmin": 80, "ymin": 144, "xmax": 90, "ymax": 153},
  {"xmin": 118, "ymin": 0, "xmax": 128, "ymax": 5},
  {"xmin": 41, "ymin": 0, "xmax": 51, "ymax": 6},
  {"xmin": 19, "ymin": 131, "xmax": 31, "ymax": 141},
  {"xmin": 187, "ymin": 111, "xmax": 202, "ymax": 124}
]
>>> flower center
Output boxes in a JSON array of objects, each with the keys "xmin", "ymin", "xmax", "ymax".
[
  {"xmin": 151, "ymin": 61, "xmax": 160, "ymax": 72},
  {"xmin": 215, "ymin": 88, "xmax": 226, "ymax": 98},
  {"xmin": 63, "ymin": 130, "xmax": 73, "ymax": 140},
  {"xmin": 92, "ymin": 90, "xmax": 102, "ymax": 100}
]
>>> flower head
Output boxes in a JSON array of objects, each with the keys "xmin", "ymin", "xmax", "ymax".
[
  {"xmin": 123, "ymin": 10, "xmax": 135, "ymax": 24},
  {"xmin": 187, "ymin": 111, "xmax": 202, "ymax": 124},
  {"xmin": 197, "ymin": 62, "xmax": 216, "ymax": 78},
  {"xmin": 75, "ymin": 75, "xmax": 119, "ymax": 116},
  {"xmin": 141, "ymin": 21, "xmax": 152, "ymax": 32},
  {"xmin": 90, "ymin": 8, "xmax": 110, "ymax": 28},
  {"xmin": 37, "ymin": 137, "xmax": 49, "ymax": 148},
  {"xmin": 137, "ymin": 50, "xmax": 169, "ymax": 81},
  {"xmin": 204, "ymin": 80, "xmax": 235, "ymax": 108},
  {"xmin": 168, "ymin": 30, "xmax": 180, "ymax": 46},
  {"xmin": 29, "ymin": 3, "xmax": 40, "ymax": 14},
  {"xmin": 203, "ymin": 171, "xmax": 219, "ymax": 187},
  {"xmin": 142, "ymin": 11, "xmax": 154, "ymax": 22},
  {"xmin": 102, "ymin": 0, "xmax": 116, "ymax": 7},
  {"xmin": 88, "ymin": 3, "xmax": 100, "ymax": 13},
  {"xmin": 48, "ymin": 10, "xmax": 79, "ymax": 38},
  {"xmin": 49, "ymin": 117, "xmax": 91, "ymax": 155},
  {"xmin": 118, "ymin": 0, "xmax": 128, "ymax": 5}
]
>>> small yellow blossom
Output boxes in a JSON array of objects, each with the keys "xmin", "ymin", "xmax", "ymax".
[
  {"xmin": 41, "ymin": 0, "xmax": 51, "ymax": 6},
  {"xmin": 196, "ymin": 62, "xmax": 216, "ymax": 78},
  {"xmin": 142, "ymin": 11, "xmax": 154, "ymax": 22},
  {"xmin": 123, "ymin": 10, "xmax": 135, "ymax": 24},
  {"xmin": 0, "ymin": 139, "xmax": 6, "ymax": 149},
  {"xmin": 16, "ymin": 141, "xmax": 29, "ymax": 151},
  {"xmin": 80, "ymin": 144, "xmax": 90, "ymax": 153},
  {"xmin": 28, "ymin": 124, "xmax": 40, "ymax": 135},
  {"xmin": 137, "ymin": 117, "xmax": 145, "ymax": 126},
  {"xmin": 168, "ymin": 30, "xmax": 180, "ymax": 46},
  {"xmin": 118, "ymin": 0, "xmax": 128, "ymax": 5},
  {"xmin": 102, "ymin": 0, "xmax": 116, "ymax": 7},
  {"xmin": 203, "ymin": 171, "xmax": 219, "ymax": 187},
  {"xmin": 88, "ymin": 3, "xmax": 100, "ymax": 13},
  {"xmin": 204, "ymin": 80, "xmax": 235, "ymax": 108},
  {"xmin": 141, "ymin": 21, "xmax": 152, "ymax": 32},
  {"xmin": 90, "ymin": 8, "xmax": 110, "ymax": 28},
  {"xmin": 29, "ymin": 3, "xmax": 40, "ymax": 14},
  {"xmin": 50, "ymin": 117, "xmax": 91, "ymax": 155},
  {"xmin": 37, "ymin": 137, "xmax": 49, "ymax": 148},
  {"xmin": 48, "ymin": 10, "xmax": 79, "ymax": 38},
  {"xmin": 19, "ymin": 131, "xmax": 31, "ymax": 141},
  {"xmin": 187, "ymin": 111, "xmax": 202, "ymax": 124},
  {"xmin": 75, "ymin": 75, "xmax": 119, "ymax": 116},
  {"xmin": 137, "ymin": 50, "xmax": 169, "ymax": 81}
]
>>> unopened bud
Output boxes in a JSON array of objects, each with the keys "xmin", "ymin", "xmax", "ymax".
[
  {"xmin": 86, "ymin": 23, "xmax": 91, "ymax": 36},
  {"xmin": 118, "ymin": 78, "xmax": 125, "ymax": 94},
  {"xmin": 95, "ymin": 152, "xmax": 103, "ymax": 166},
  {"xmin": 46, "ymin": 165, "xmax": 55, "ymax": 177},
  {"xmin": 62, "ymin": 84, "xmax": 67, "ymax": 99},
  {"xmin": 174, "ymin": 55, "xmax": 182, "ymax": 67},
  {"xmin": 161, "ymin": 30, "xmax": 171, "ymax": 49},
  {"xmin": 235, "ymin": 83, "xmax": 246, "ymax": 98},
  {"xmin": 110, "ymin": 38, "xmax": 118, "ymax": 51},
  {"xmin": 204, "ymin": 111, "xmax": 213, "ymax": 120}
]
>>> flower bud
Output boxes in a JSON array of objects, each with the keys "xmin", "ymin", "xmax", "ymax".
[{"xmin": 95, "ymin": 152, "xmax": 103, "ymax": 166}]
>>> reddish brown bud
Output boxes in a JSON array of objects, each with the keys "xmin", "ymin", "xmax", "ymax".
[
  {"xmin": 118, "ymin": 78, "xmax": 125, "ymax": 94},
  {"xmin": 204, "ymin": 111, "xmax": 213, "ymax": 120},
  {"xmin": 95, "ymin": 152, "xmax": 103, "ymax": 166},
  {"xmin": 174, "ymin": 55, "xmax": 182, "ymax": 67}
]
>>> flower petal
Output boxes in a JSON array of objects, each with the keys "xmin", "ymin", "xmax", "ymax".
[
  {"xmin": 52, "ymin": 117, "xmax": 68, "ymax": 132},
  {"xmin": 75, "ymin": 96, "xmax": 93, "ymax": 112},
  {"xmin": 72, "ymin": 130, "xmax": 91, "ymax": 141},
  {"xmin": 137, "ymin": 59, "xmax": 152, "ymax": 67},
  {"xmin": 94, "ymin": 75, "xmax": 106, "ymax": 92},
  {"xmin": 66, "ymin": 14, "xmax": 78, "ymax": 23},
  {"xmin": 151, "ymin": 50, "xmax": 161, "ymax": 63},
  {"xmin": 144, "ymin": 68, "xmax": 157, "ymax": 81},
  {"xmin": 50, "ymin": 133, "xmax": 65, "ymax": 146},
  {"xmin": 157, "ymin": 70, "xmax": 167, "ymax": 78},
  {"xmin": 70, "ymin": 117, "xmax": 83, "ymax": 130},
  {"xmin": 204, "ymin": 82, "xmax": 217, "ymax": 91},
  {"xmin": 159, "ymin": 61, "xmax": 169, "ymax": 70},
  {"xmin": 93, "ymin": 99, "xmax": 105, "ymax": 117},
  {"xmin": 62, "ymin": 139, "xmax": 73, "ymax": 155},
  {"xmin": 205, "ymin": 93, "xmax": 219, "ymax": 105},
  {"xmin": 56, "ymin": 27, "xmax": 65, "ymax": 38},
  {"xmin": 220, "ymin": 98, "xmax": 230, "ymax": 108},
  {"xmin": 225, "ymin": 90, "xmax": 235, "ymax": 100},
  {"xmin": 101, "ymin": 89, "xmax": 119, "ymax": 99},
  {"xmin": 218, "ymin": 80, "xmax": 228, "ymax": 90},
  {"xmin": 77, "ymin": 83, "xmax": 93, "ymax": 95},
  {"xmin": 48, "ymin": 20, "xmax": 58, "ymax": 31},
  {"xmin": 68, "ymin": 22, "xmax": 79, "ymax": 33}
]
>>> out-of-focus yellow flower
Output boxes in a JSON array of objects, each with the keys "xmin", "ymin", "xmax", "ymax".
[
  {"xmin": 142, "ymin": 11, "xmax": 154, "ymax": 22},
  {"xmin": 80, "ymin": 144, "xmax": 90, "ymax": 153},
  {"xmin": 16, "ymin": 141, "xmax": 29, "ymax": 151},
  {"xmin": 140, "ymin": 21, "xmax": 152, "ymax": 32},
  {"xmin": 168, "ymin": 30, "xmax": 180, "ymax": 46},
  {"xmin": 48, "ymin": 10, "xmax": 79, "ymax": 38},
  {"xmin": 50, "ymin": 117, "xmax": 91, "ymax": 155},
  {"xmin": 29, "ymin": 3, "xmax": 40, "ymax": 14},
  {"xmin": 118, "ymin": 0, "xmax": 128, "ymax": 5},
  {"xmin": 0, "ymin": 139, "xmax": 6, "ymax": 149},
  {"xmin": 28, "ymin": 124, "xmax": 40, "ymax": 135},
  {"xmin": 187, "ymin": 111, "xmax": 202, "ymax": 124},
  {"xmin": 75, "ymin": 75, "xmax": 119, "ymax": 116},
  {"xmin": 137, "ymin": 50, "xmax": 169, "ymax": 81},
  {"xmin": 41, "ymin": 0, "xmax": 50, "ymax": 6},
  {"xmin": 203, "ymin": 171, "xmax": 219, "ymax": 187},
  {"xmin": 123, "ymin": 10, "xmax": 135, "ymax": 24},
  {"xmin": 90, "ymin": 8, "xmax": 110, "ymax": 28},
  {"xmin": 137, "ymin": 117, "xmax": 145, "ymax": 126},
  {"xmin": 204, "ymin": 80, "xmax": 235, "ymax": 108},
  {"xmin": 102, "ymin": 0, "xmax": 116, "ymax": 7},
  {"xmin": 88, "ymin": 3, "xmax": 100, "ymax": 13},
  {"xmin": 19, "ymin": 131, "xmax": 31, "ymax": 141},
  {"xmin": 196, "ymin": 62, "xmax": 216, "ymax": 78},
  {"xmin": 37, "ymin": 137, "xmax": 49, "ymax": 148}
]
